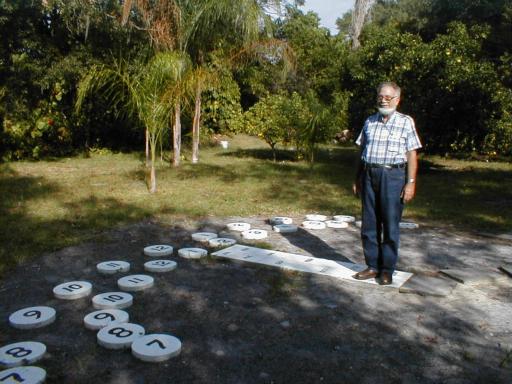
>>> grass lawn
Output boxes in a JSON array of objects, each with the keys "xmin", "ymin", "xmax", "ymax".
[{"xmin": 1, "ymin": 134, "xmax": 511, "ymax": 276}]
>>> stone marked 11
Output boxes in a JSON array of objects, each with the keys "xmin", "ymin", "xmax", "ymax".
[
  {"xmin": 8, "ymin": 306, "xmax": 56, "ymax": 330},
  {"xmin": 117, "ymin": 275, "xmax": 154, "ymax": 292}
]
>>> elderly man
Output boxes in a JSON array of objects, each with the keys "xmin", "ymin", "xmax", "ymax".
[{"xmin": 352, "ymin": 81, "xmax": 422, "ymax": 285}]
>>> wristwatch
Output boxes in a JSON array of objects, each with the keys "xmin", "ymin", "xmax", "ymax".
[{"xmin": 408, "ymin": 178, "xmax": 415, "ymax": 183}]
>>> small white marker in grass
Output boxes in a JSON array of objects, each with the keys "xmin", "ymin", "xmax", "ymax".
[
  {"xmin": 131, "ymin": 334, "xmax": 182, "ymax": 362},
  {"xmin": 143, "ymin": 245, "xmax": 174, "ymax": 257},
  {"xmin": 0, "ymin": 366, "xmax": 46, "ymax": 384},
  {"xmin": 118, "ymin": 275, "xmax": 154, "ymax": 292},
  {"xmin": 92, "ymin": 292, "xmax": 133, "ymax": 310},
  {"xmin": 83, "ymin": 309, "xmax": 129, "ymax": 330},
  {"xmin": 8, "ymin": 306, "xmax": 56, "ymax": 330},
  {"xmin": 97, "ymin": 323, "xmax": 145, "ymax": 350},
  {"xmin": 0, "ymin": 342, "xmax": 46, "ymax": 368},
  {"xmin": 53, "ymin": 281, "xmax": 92, "ymax": 300},
  {"xmin": 96, "ymin": 261, "xmax": 130, "ymax": 275},
  {"xmin": 144, "ymin": 260, "xmax": 177, "ymax": 273}
]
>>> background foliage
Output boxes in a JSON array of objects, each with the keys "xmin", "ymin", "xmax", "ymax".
[{"xmin": 1, "ymin": 0, "xmax": 511, "ymax": 160}]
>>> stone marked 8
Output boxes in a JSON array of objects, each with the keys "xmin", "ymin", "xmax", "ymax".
[
  {"xmin": 92, "ymin": 292, "xmax": 133, "ymax": 310},
  {"xmin": 8, "ymin": 306, "xmax": 56, "ymax": 330},
  {"xmin": 53, "ymin": 281, "xmax": 92, "ymax": 300},
  {"xmin": 143, "ymin": 245, "xmax": 174, "ymax": 257},
  {"xmin": 131, "ymin": 334, "xmax": 182, "ymax": 362},
  {"xmin": 97, "ymin": 323, "xmax": 145, "ymax": 350},
  {"xmin": 96, "ymin": 261, "xmax": 130, "ymax": 275},
  {"xmin": 83, "ymin": 309, "xmax": 130, "ymax": 330},
  {"xmin": 117, "ymin": 275, "xmax": 154, "ymax": 292},
  {"xmin": 144, "ymin": 260, "xmax": 177, "ymax": 273},
  {"xmin": 0, "ymin": 342, "xmax": 46, "ymax": 368},
  {"xmin": 0, "ymin": 366, "xmax": 46, "ymax": 384}
]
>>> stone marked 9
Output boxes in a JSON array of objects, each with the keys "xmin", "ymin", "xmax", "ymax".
[{"xmin": 8, "ymin": 306, "xmax": 56, "ymax": 330}]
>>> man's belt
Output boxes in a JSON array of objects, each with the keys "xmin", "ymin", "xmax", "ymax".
[{"xmin": 364, "ymin": 162, "xmax": 406, "ymax": 169}]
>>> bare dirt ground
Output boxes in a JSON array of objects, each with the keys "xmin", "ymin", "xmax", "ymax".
[{"xmin": 1, "ymin": 216, "xmax": 512, "ymax": 384}]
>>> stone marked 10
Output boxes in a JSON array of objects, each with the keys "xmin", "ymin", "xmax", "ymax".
[
  {"xmin": 131, "ymin": 334, "xmax": 182, "ymax": 362},
  {"xmin": 118, "ymin": 275, "xmax": 154, "ymax": 292},
  {"xmin": 143, "ymin": 245, "xmax": 174, "ymax": 257},
  {"xmin": 226, "ymin": 222, "xmax": 251, "ymax": 232},
  {"xmin": 302, "ymin": 221, "xmax": 326, "ymax": 230},
  {"xmin": 8, "ymin": 306, "xmax": 56, "ymax": 330},
  {"xmin": 97, "ymin": 323, "xmax": 145, "ymax": 350},
  {"xmin": 0, "ymin": 341, "xmax": 46, "ymax": 368},
  {"xmin": 178, "ymin": 248, "xmax": 208, "ymax": 259},
  {"xmin": 92, "ymin": 292, "xmax": 133, "ymax": 310},
  {"xmin": 0, "ymin": 366, "xmax": 46, "ymax": 384},
  {"xmin": 83, "ymin": 309, "xmax": 130, "ymax": 330},
  {"xmin": 144, "ymin": 260, "xmax": 177, "ymax": 273},
  {"xmin": 96, "ymin": 261, "xmax": 130, "ymax": 275},
  {"xmin": 191, "ymin": 232, "xmax": 218, "ymax": 243},
  {"xmin": 241, "ymin": 229, "xmax": 268, "ymax": 240},
  {"xmin": 53, "ymin": 281, "xmax": 92, "ymax": 300}
]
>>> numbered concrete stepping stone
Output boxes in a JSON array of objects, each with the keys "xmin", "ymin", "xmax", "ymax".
[
  {"xmin": 399, "ymin": 221, "xmax": 419, "ymax": 229},
  {"xmin": 83, "ymin": 309, "xmax": 129, "ymax": 330},
  {"xmin": 191, "ymin": 232, "xmax": 218, "ymax": 243},
  {"xmin": 143, "ymin": 245, "xmax": 174, "ymax": 257},
  {"xmin": 9, "ymin": 306, "xmax": 56, "ymax": 330},
  {"xmin": 131, "ymin": 334, "xmax": 182, "ymax": 362},
  {"xmin": 144, "ymin": 260, "xmax": 177, "ymax": 273},
  {"xmin": 118, "ymin": 275, "xmax": 154, "ymax": 292},
  {"xmin": 273, "ymin": 224, "xmax": 298, "ymax": 233},
  {"xmin": 226, "ymin": 222, "xmax": 251, "ymax": 232},
  {"xmin": 241, "ymin": 229, "xmax": 268, "ymax": 240},
  {"xmin": 53, "ymin": 281, "xmax": 92, "ymax": 300},
  {"xmin": 302, "ymin": 221, "xmax": 326, "ymax": 230},
  {"xmin": 96, "ymin": 261, "xmax": 130, "ymax": 275},
  {"xmin": 0, "ymin": 342, "xmax": 46, "ymax": 368},
  {"xmin": 92, "ymin": 292, "xmax": 133, "ymax": 310},
  {"xmin": 97, "ymin": 323, "xmax": 145, "ymax": 350},
  {"xmin": 326, "ymin": 220, "xmax": 349, "ymax": 229},
  {"xmin": 0, "ymin": 366, "xmax": 46, "ymax": 384},
  {"xmin": 208, "ymin": 238, "xmax": 237, "ymax": 248},
  {"xmin": 333, "ymin": 215, "xmax": 356, "ymax": 223},
  {"xmin": 355, "ymin": 220, "xmax": 362, "ymax": 228},
  {"xmin": 305, "ymin": 214, "xmax": 327, "ymax": 222},
  {"xmin": 270, "ymin": 216, "xmax": 293, "ymax": 225},
  {"xmin": 178, "ymin": 248, "xmax": 208, "ymax": 259}
]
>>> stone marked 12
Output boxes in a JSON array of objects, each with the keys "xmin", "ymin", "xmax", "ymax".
[
  {"xmin": 131, "ymin": 334, "xmax": 182, "ymax": 362},
  {"xmin": 178, "ymin": 248, "xmax": 208, "ymax": 259},
  {"xmin": 53, "ymin": 281, "xmax": 92, "ymax": 300},
  {"xmin": 0, "ymin": 366, "xmax": 46, "ymax": 384},
  {"xmin": 143, "ymin": 245, "xmax": 174, "ymax": 257},
  {"xmin": 8, "ymin": 306, "xmax": 56, "ymax": 330},
  {"xmin": 144, "ymin": 260, "xmax": 177, "ymax": 273},
  {"xmin": 92, "ymin": 292, "xmax": 133, "ymax": 310},
  {"xmin": 83, "ymin": 309, "xmax": 130, "ymax": 330},
  {"xmin": 96, "ymin": 261, "xmax": 130, "ymax": 275},
  {"xmin": 117, "ymin": 275, "xmax": 154, "ymax": 292},
  {"xmin": 97, "ymin": 323, "xmax": 145, "ymax": 350},
  {"xmin": 191, "ymin": 232, "xmax": 218, "ymax": 243},
  {"xmin": 0, "ymin": 342, "xmax": 46, "ymax": 368}
]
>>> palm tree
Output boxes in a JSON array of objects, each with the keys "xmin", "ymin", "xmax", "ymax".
[{"xmin": 76, "ymin": 51, "xmax": 191, "ymax": 192}]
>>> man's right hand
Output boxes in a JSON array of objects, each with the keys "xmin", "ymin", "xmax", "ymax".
[{"xmin": 352, "ymin": 179, "xmax": 361, "ymax": 196}]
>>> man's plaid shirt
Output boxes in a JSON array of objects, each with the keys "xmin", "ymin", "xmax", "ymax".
[{"xmin": 355, "ymin": 111, "xmax": 422, "ymax": 165}]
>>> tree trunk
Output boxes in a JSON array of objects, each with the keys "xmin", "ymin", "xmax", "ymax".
[
  {"xmin": 149, "ymin": 145, "xmax": 157, "ymax": 193},
  {"xmin": 145, "ymin": 128, "xmax": 150, "ymax": 166},
  {"xmin": 172, "ymin": 103, "xmax": 181, "ymax": 167},
  {"xmin": 192, "ymin": 84, "xmax": 202, "ymax": 164},
  {"xmin": 350, "ymin": 0, "xmax": 373, "ymax": 49}
]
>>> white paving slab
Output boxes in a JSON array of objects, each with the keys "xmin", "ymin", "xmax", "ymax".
[
  {"xmin": 212, "ymin": 245, "xmax": 413, "ymax": 288},
  {"xmin": 9, "ymin": 306, "xmax": 56, "ymax": 330},
  {"xmin": 0, "ymin": 366, "xmax": 46, "ymax": 384},
  {"xmin": 131, "ymin": 334, "xmax": 182, "ymax": 362},
  {"xmin": 0, "ymin": 342, "xmax": 46, "ymax": 368}
]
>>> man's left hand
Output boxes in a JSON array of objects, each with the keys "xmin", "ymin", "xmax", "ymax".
[{"xmin": 401, "ymin": 182, "xmax": 416, "ymax": 203}]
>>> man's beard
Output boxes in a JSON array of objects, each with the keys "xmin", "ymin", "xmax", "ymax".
[{"xmin": 378, "ymin": 107, "xmax": 396, "ymax": 116}]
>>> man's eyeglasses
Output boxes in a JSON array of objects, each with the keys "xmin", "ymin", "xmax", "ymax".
[{"xmin": 377, "ymin": 95, "xmax": 398, "ymax": 102}]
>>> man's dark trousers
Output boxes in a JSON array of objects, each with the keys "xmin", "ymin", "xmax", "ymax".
[{"xmin": 361, "ymin": 166, "xmax": 405, "ymax": 274}]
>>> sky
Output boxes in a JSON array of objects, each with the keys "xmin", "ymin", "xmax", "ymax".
[{"xmin": 299, "ymin": 0, "xmax": 354, "ymax": 35}]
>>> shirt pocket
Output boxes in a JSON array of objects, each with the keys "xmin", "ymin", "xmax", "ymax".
[{"xmin": 387, "ymin": 132, "xmax": 404, "ymax": 153}]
